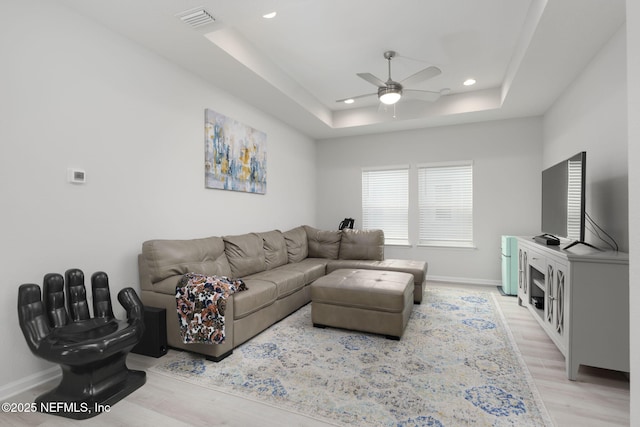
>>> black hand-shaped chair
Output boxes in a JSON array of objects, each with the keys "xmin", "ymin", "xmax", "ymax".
[{"xmin": 17, "ymin": 269, "xmax": 146, "ymax": 419}]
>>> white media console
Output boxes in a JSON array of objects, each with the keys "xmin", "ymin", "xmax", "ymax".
[{"xmin": 516, "ymin": 237, "xmax": 629, "ymax": 380}]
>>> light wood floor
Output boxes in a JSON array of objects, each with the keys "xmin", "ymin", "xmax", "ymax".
[
  {"xmin": 491, "ymin": 282, "xmax": 630, "ymax": 427},
  {"xmin": 2, "ymin": 282, "xmax": 629, "ymax": 426}
]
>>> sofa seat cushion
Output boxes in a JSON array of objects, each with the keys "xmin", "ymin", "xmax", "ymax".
[
  {"xmin": 326, "ymin": 259, "xmax": 427, "ymax": 285},
  {"xmin": 233, "ymin": 279, "xmax": 277, "ymax": 320},
  {"xmin": 275, "ymin": 258, "xmax": 328, "ymax": 284},
  {"xmin": 248, "ymin": 269, "xmax": 305, "ymax": 299},
  {"xmin": 223, "ymin": 233, "xmax": 266, "ymax": 277}
]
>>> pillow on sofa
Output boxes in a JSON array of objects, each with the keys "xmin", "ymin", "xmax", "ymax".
[
  {"xmin": 223, "ymin": 233, "xmax": 266, "ymax": 277},
  {"xmin": 256, "ymin": 230, "xmax": 288, "ymax": 270},
  {"xmin": 283, "ymin": 226, "xmax": 308, "ymax": 263},
  {"xmin": 338, "ymin": 229, "xmax": 385, "ymax": 261},
  {"xmin": 304, "ymin": 225, "xmax": 341, "ymax": 260}
]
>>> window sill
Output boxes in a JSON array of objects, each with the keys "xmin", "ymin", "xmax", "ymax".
[
  {"xmin": 384, "ymin": 241, "xmax": 412, "ymax": 247},
  {"xmin": 417, "ymin": 243, "xmax": 477, "ymax": 250}
]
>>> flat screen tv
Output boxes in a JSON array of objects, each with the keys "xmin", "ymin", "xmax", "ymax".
[{"xmin": 541, "ymin": 151, "xmax": 587, "ymax": 249}]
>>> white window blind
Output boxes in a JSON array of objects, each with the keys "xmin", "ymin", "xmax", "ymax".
[
  {"xmin": 362, "ymin": 167, "xmax": 409, "ymax": 245},
  {"xmin": 567, "ymin": 159, "xmax": 582, "ymax": 241},
  {"xmin": 418, "ymin": 162, "xmax": 473, "ymax": 247}
]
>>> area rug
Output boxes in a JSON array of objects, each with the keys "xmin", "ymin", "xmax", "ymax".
[{"xmin": 150, "ymin": 286, "xmax": 553, "ymax": 426}]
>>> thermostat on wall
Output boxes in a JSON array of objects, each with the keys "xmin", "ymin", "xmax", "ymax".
[{"xmin": 67, "ymin": 168, "xmax": 86, "ymax": 184}]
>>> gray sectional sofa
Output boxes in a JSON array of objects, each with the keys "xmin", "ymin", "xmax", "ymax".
[{"xmin": 138, "ymin": 226, "xmax": 428, "ymax": 361}]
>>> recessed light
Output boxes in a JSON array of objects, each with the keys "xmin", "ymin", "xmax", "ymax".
[
  {"xmin": 344, "ymin": 99, "xmax": 355, "ymax": 104},
  {"xmin": 263, "ymin": 12, "xmax": 277, "ymax": 19},
  {"xmin": 463, "ymin": 78, "xmax": 476, "ymax": 86}
]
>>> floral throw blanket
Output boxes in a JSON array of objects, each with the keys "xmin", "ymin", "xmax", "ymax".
[{"xmin": 176, "ymin": 273, "xmax": 248, "ymax": 344}]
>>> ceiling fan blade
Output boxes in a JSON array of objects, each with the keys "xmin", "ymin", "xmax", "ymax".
[
  {"xmin": 357, "ymin": 73, "xmax": 386, "ymax": 87},
  {"xmin": 403, "ymin": 89, "xmax": 441, "ymax": 102},
  {"xmin": 401, "ymin": 66, "xmax": 442, "ymax": 87},
  {"xmin": 335, "ymin": 92, "xmax": 377, "ymax": 103}
]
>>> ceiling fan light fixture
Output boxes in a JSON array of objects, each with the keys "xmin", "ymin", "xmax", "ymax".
[
  {"xmin": 379, "ymin": 92, "xmax": 401, "ymax": 105},
  {"xmin": 378, "ymin": 85, "xmax": 402, "ymax": 105}
]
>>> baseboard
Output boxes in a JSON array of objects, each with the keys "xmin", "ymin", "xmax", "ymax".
[
  {"xmin": 427, "ymin": 275, "xmax": 501, "ymax": 287},
  {"xmin": 0, "ymin": 366, "xmax": 60, "ymax": 401}
]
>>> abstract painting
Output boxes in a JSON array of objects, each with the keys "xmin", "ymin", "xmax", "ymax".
[{"xmin": 204, "ymin": 109, "xmax": 267, "ymax": 194}]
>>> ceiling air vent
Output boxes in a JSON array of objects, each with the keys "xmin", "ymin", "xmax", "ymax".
[{"xmin": 178, "ymin": 9, "xmax": 215, "ymax": 28}]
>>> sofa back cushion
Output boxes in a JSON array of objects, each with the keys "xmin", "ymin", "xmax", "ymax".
[
  {"xmin": 142, "ymin": 236, "xmax": 232, "ymax": 285},
  {"xmin": 283, "ymin": 226, "xmax": 308, "ymax": 263},
  {"xmin": 304, "ymin": 226, "xmax": 341, "ymax": 260},
  {"xmin": 338, "ymin": 229, "xmax": 385, "ymax": 261},
  {"xmin": 223, "ymin": 233, "xmax": 266, "ymax": 277},
  {"xmin": 256, "ymin": 230, "xmax": 288, "ymax": 270}
]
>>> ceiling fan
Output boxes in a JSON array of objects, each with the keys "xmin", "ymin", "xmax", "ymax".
[{"xmin": 336, "ymin": 51, "xmax": 442, "ymax": 106}]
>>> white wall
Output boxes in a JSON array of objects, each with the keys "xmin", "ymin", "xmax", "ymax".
[
  {"xmin": 627, "ymin": 0, "xmax": 639, "ymax": 423},
  {"xmin": 316, "ymin": 117, "xmax": 543, "ymax": 283},
  {"xmin": 0, "ymin": 0, "xmax": 316, "ymax": 392},
  {"xmin": 542, "ymin": 25, "xmax": 628, "ymax": 251},
  {"xmin": 544, "ymin": 16, "xmax": 634, "ymax": 414}
]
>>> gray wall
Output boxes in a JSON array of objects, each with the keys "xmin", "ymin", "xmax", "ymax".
[
  {"xmin": 0, "ymin": 0, "xmax": 316, "ymax": 392},
  {"xmin": 543, "ymin": 19, "xmax": 632, "ymax": 415},
  {"xmin": 543, "ymin": 26, "xmax": 628, "ymax": 252},
  {"xmin": 316, "ymin": 117, "xmax": 543, "ymax": 283}
]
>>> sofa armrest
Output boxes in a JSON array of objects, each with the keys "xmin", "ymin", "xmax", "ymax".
[{"xmin": 138, "ymin": 254, "xmax": 153, "ymax": 292}]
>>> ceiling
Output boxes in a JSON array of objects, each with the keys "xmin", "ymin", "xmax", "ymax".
[{"xmin": 59, "ymin": 0, "xmax": 625, "ymax": 140}]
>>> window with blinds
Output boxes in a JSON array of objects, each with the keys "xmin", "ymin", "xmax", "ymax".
[
  {"xmin": 361, "ymin": 166, "xmax": 409, "ymax": 245},
  {"xmin": 418, "ymin": 162, "xmax": 474, "ymax": 247}
]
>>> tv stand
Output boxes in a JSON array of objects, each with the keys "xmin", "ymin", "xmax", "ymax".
[
  {"xmin": 563, "ymin": 240, "xmax": 600, "ymax": 251},
  {"xmin": 516, "ymin": 237, "xmax": 628, "ymax": 380}
]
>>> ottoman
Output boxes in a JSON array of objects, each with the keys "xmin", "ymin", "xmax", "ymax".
[{"xmin": 310, "ymin": 269, "xmax": 414, "ymax": 339}]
